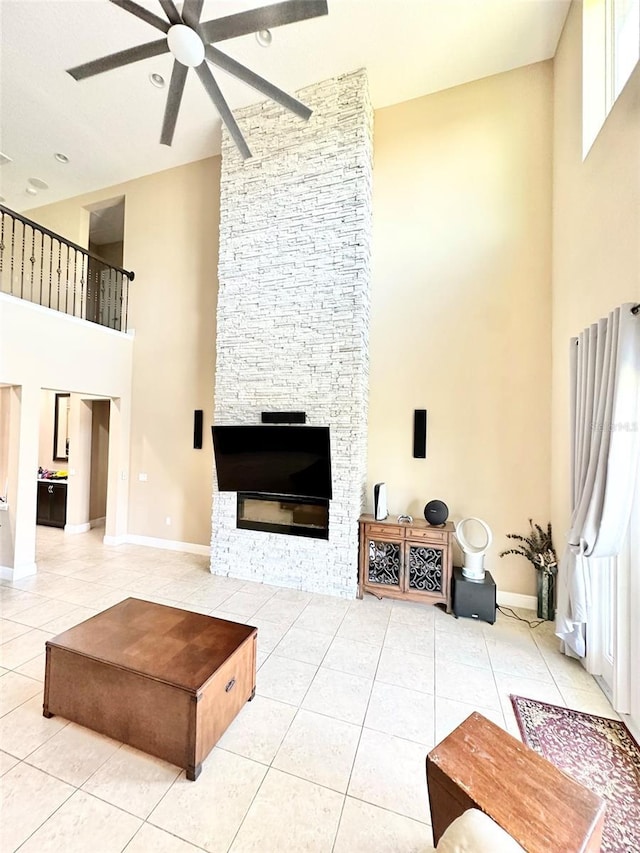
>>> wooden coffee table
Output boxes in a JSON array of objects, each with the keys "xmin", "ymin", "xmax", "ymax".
[{"xmin": 43, "ymin": 598, "xmax": 257, "ymax": 780}]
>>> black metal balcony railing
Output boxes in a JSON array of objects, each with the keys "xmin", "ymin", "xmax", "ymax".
[{"xmin": 0, "ymin": 204, "xmax": 134, "ymax": 332}]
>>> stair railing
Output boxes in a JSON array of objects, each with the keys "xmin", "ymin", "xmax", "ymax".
[{"xmin": 0, "ymin": 203, "xmax": 134, "ymax": 332}]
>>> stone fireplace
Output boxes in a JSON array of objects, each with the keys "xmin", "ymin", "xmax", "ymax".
[{"xmin": 210, "ymin": 69, "xmax": 373, "ymax": 598}]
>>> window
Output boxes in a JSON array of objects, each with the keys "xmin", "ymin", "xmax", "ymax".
[
  {"xmin": 613, "ymin": 0, "xmax": 640, "ymax": 97},
  {"xmin": 583, "ymin": 0, "xmax": 640, "ymax": 157}
]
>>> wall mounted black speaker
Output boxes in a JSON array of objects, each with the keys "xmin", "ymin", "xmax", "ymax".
[
  {"xmin": 413, "ymin": 409, "xmax": 427, "ymax": 458},
  {"xmin": 261, "ymin": 411, "xmax": 306, "ymax": 424},
  {"xmin": 193, "ymin": 410, "xmax": 203, "ymax": 449}
]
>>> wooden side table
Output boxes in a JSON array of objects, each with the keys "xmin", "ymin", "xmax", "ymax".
[
  {"xmin": 358, "ymin": 514, "xmax": 454, "ymax": 610},
  {"xmin": 426, "ymin": 712, "xmax": 606, "ymax": 852}
]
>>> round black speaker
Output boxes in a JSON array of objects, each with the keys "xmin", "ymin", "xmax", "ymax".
[{"xmin": 424, "ymin": 500, "xmax": 449, "ymax": 526}]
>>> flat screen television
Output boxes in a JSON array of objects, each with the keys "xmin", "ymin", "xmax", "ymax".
[{"xmin": 212, "ymin": 425, "xmax": 332, "ymax": 500}]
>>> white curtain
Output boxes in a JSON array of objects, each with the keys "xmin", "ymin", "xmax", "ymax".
[{"xmin": 556, "ymin": 304, "xmax": 640, "ymax": 658}]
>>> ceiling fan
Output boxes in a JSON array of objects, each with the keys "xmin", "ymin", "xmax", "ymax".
[{"xmin": 67, "ymin": 0, "xmax": 329, "ymax": 159}]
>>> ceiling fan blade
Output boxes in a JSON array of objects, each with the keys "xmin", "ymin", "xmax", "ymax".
[
  {"xmin": 158, "ymin": 0, "xmax": 181, "ymax": 26},
  {"xmin": 160, "ymin": 61, "xmax": 189, "ymax": 146},
  {"xmin": 67, "ymin": 39, "xmax": 169, "ymax": 81},
  {"xmin": 195, "ymin": 62, "xmax": 251, "ymax": 160},
  {"xmin": 200, "ymin": 0, "xmax": 328, "ymax": 44},
  {"xmin": 182, "ymin": 0, "xmax": 204, "ymax": 28},
  {"xmin": 205, "ymin": 45, "xmax": 311, "ymax": 120},
  {"xmin": 109, "ymin": 0, "xmax": 170, "ymax": 34}
]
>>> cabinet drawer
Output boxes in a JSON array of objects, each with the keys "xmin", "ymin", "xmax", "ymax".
[
  {"xmin": 366, "ymin": 523, "xmax": 404, "ymax": 538},
  {"xmin": 408, "ymin": 528, "xmax": 447, "ymax": 543}
]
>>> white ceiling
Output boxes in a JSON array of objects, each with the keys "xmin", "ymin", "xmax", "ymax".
[{"xmin": 0, "ymin": 0, "xmax": 570, "ymax": 212}]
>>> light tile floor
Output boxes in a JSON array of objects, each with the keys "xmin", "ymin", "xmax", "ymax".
[{"xmin": 0, "ymin": 526, "xmax": 617, "ymax": 852}]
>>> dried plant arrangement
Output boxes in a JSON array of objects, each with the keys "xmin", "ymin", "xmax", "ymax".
[{"xmin": 499, "ymin": 520, "xmax": 558, "ymax": 575}]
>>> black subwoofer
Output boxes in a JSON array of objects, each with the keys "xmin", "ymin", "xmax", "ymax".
[{"xmin": 452, "ymin": 566, "xmax": 496, "ymax": 624}]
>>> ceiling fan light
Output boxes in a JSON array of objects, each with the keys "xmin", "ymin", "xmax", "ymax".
[
  {"xmin": 167, "ymin": 24, "xmax": 205, "ymax": 67},
  {"xmin": 256, "ymin": 29, "xmax": 273, "ymax": 47}
]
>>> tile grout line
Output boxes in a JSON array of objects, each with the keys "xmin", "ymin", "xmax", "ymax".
[
  {"xmin": 224, "ymin": 595, "xmax": 355, "ymax": 853},
  {"xmin": 330, "ymin": 600, "xmax": 392, "ymax": 853}
]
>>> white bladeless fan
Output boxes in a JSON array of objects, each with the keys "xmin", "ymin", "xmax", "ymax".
[{"xmin": 455, "ymin": 517, "xmax": 492, "ymax": 580}]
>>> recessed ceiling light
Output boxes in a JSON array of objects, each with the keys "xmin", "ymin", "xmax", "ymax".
[
  {"xmin": 54, "ymin": 152, "xmax": 69, "ymax": 164},
  {"xmin": 28, "ymin": 177, "xmax": 49, "ymax": 190},
  {"xmin": 26, "ymin": 186, "xmax": 38, "ymax": 196},
  {"xmin": 256, "ymin": 29, "xmax": 272, "ymax": 47},
  {"xmin": 149, "ymin": 72, "xmax": 165, "ymax": 88}
]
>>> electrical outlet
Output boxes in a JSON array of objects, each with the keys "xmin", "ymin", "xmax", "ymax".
[
  {"xmin": 138, "ymin": 473, "xmax": 147, "ymax": 482},
  {"xmin": 121, "ymin": 471, "xmax": 127, "ymax": 481},
  {"xmin": 165, "ymin": 516, "xmax": 171, "ymax": 526}
]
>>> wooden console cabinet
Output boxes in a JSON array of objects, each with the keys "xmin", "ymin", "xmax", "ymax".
[
  {"xmin": 36, "ymin": 480, "xmax": 67, "ymax": 528},
  {"xmin": 358, "ymin": 514, "xmax": 454, "ymax": 610}
]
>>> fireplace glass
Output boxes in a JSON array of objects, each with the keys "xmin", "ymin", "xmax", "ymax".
[{"xmin": 236, "ymin": 492, "xmax": 329, "ymax": 540}]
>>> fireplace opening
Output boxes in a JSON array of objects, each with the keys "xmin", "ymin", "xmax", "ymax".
[{"xmin": 237, "ymin": 493, "xmax": 329, "ymax": 540}]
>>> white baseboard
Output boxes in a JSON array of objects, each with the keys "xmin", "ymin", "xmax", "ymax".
[
  {"xmin": 0, "ymin": 561, "xmax": 37, "ymax": 580},
  {"xmin": 112, "ymin": 534, "xmax": 210, "ymax": 556},
  {"xmin": 64, "ymin": 522, "xmax": 91, "ymax": 535},
  {"xmin": 103, "ymin": 534, "xmax": 128, "ymax": 546},
  {"xmin": 496, "ymin": 591, "xmax": 538, "ymax": 611}
]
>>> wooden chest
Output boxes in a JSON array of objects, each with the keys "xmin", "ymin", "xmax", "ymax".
[
  {"xmin": 43, "ymin": 598, "xmax": 257, "ymax": 781},
  {"xmin": 426, "ymin": 712, "xmax": 606, "ymax": 852}
]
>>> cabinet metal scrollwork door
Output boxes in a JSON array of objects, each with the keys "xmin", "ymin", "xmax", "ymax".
[
  {"xmin": 406, "ymin": 542, "xmax": 443, "ymax": 594},
  {"xmin": 367, "ymin": 538, "xmax": 402, "ymax": 590}
]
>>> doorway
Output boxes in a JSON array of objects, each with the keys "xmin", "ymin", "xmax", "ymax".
[
  {"xmin": 626, "ymin": 483, "xmax": 640, "ymax": 738},
  {"xmin": 89, "ymin": 400, "xmax": 110, "ymax": 527},
  {"xmin": 85, "ymin": 197, "xmax": 125, "ymax": 328},
  {"xmin": 593, "ymin": 473, "xmax": 640, "ymax": 733}
]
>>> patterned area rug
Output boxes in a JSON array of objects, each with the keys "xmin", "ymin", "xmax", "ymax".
[{"xmin": 511, "ymin": 695, "xmax": 640, "ymax": 853}]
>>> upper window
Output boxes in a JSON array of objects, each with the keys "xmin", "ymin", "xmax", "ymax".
[{"xmin": 583, "ymin": 0, "xmax": 639, "ymax": 157}]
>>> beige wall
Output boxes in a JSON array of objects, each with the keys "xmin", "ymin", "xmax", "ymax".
[
  {"xmin": 0, "ymin": 386, "xmax": 10, "ymax": 498},
  {"xmin": 551, "ymin": 3, "xmax": 640, "ymax": 539},
  {"xmin": 25, "ymin": 156, "xmax": 220, "ymax": 547},
  {"xmin": 369, "ymin": 62, "xmax": 554, "ymax": 596},
  {"xmin": 0, "ymin": 386, "xmax": 17, "ymax": 567}
]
